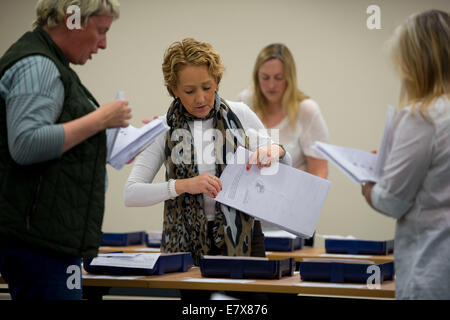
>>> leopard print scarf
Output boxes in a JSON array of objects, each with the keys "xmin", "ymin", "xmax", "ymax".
[{"xmin": 162, "ymin": 93, "xmax": 254, "ymax": 265}]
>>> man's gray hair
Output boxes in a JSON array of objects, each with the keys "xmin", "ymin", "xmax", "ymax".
[{"xmin": 33, "ymin": 0, "xmax": 120, "ymax": 28}]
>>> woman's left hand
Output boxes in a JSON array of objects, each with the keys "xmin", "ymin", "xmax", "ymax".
[
  {"xmin": 361, "ymin": 182, "xmax": 375, "ymax": 205},
  {"xmin": 246, "ymin": 145, "xmax": 285, "ymax": 170}
]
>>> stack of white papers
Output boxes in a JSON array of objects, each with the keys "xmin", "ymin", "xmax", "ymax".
[
  {"xmin": 107, "ymin": 119, "xmax": 169, "ymax": 170},
  {"xmin": 263, "ymin": 230, "xmax": 298, "ymax": 239},
  {"xmin": 90, "ymin": 253, "xmax": 161, "ymax": 269},
  {"xmin": 302, "ymin": 258, "xmax": 375, "ymax": 264},
  {"xmin": 313, "ymin": 106, "xmax": 396, "ymax": 184},
  {"xmin": 215, "ymin": 147, "xmax": 330, "ymax": 238}
]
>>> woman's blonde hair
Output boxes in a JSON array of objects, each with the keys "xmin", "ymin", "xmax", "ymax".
[
  {"xmin": 162, "ymin": 38, "xmax": 225, "ymax": 98},
  {"xmin": 252, "ymin": 43, "xmax": 309, "ymax": 128},
  {"xmin": 33, "ymin": 0, "xmax": 120, "ymax": 29},
  {"xmin": 390, "ymin": 9, "xmax": 450, "ymax": 116}
]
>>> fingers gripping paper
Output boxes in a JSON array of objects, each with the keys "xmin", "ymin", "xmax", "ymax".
[{"xmin": 215, "ymin": 147, "xmax": 330, "ymax": 238}]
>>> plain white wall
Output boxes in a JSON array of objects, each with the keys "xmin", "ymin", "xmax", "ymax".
[{"xmin": 1, "ymin": 0, "xmax": 449, "ymax": 247}]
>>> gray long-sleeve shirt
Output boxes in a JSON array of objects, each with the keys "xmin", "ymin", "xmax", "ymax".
[
  {"xmin": 371, "ymin": 97, "xmax": 450, "ymax": 299},
  {"xmin": 0, "ymin": 55, "xmax": 65, "ymax": 165}
]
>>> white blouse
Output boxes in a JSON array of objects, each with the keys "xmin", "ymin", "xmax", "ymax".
[
  {"xmin": 124, "ymin": 100, "xmax": 292, "ymax": 221},
  {"xmin": 236, "ymin": 88, "xmax": 329, "ymax": 171},
  {"xmin": 371, "ymin": 97, "xmax": 450, "ymax": 299}
]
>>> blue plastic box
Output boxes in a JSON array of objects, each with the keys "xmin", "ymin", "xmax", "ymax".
[
  {"xmin": 101, "ymin": 231, "xmax": 146, "ymax": 246},
  {"xmin": 325, "ymin": 239, "xmax": 394, "ymax": 255},
  {"xmin": 200, "ymin": 257, "xmax": 295, "ymax": 279},
  {"xmin": 84, "ymin": 252, "xmax": 193, "ymax": 276},
  {"xmin": 264, "ymin": 236, "xmax": 303, "ymax": 251},
  {"xmin": 145, "ymin": 232, "xmax": 162, "ymax": 248},
  {"xmin": 299, "ymin": 261, "xmax": 394, "ymax": 283}
]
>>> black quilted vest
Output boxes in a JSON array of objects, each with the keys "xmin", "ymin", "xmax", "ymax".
[{"xmin": 0, "ymin": 27, "xmax": 106, "ymax": 258}]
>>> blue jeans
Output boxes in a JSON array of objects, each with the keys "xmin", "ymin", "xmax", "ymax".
[{"xmin": 0, "ymin": 247, "xmax": 82, "ymax": 300}]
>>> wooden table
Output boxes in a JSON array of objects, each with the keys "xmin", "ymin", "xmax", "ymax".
[
  {"xmin": 1, "ymin": 246, "xmax": 395, "ymax": 299},
  {"xmin": 266, "ymin": 247, "xmax": 394, "ymax": 264},
  {"xmin": 82, "ymin": 267, "xmax": 395, "ymax": 299},
  {"xmin": 99, "ymin": 245, "xmax": 395, "ymax": 264}
]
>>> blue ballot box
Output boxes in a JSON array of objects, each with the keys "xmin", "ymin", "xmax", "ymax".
[
  {"xmin": 264, "ymin": 236, "xmax": 303, "ymax": 252},
  {"xmin": 101, "ymin": 231, "xmax": 146, "ymax": 246},
  {"xmin": 299, "ymin": 260, "xmax": 394, "ymax": 283},
  {"xmin": 84, "ymin": 252, "xmax": 193, "ymax": 276},
  {"xmin": 200, "ymin": 256, "xmax": 295, "ymax": 279},
  {"xmin": 325, "ymin": 239, "xmax": 394, "ymax": 255},
  {"xmin": 145, "ymin": 231, "xmax": 162, "ymax": 248}
]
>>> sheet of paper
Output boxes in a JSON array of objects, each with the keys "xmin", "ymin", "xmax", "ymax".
[
  {"xmin": 313, "ymin": 105, "xmax": 397, "ymax": 185},
  {"xmin": 107, "ymin": 118, "xmax": 169, "ymax": 170},
  {"xmin": 82, "ymin": 274, "xmax": 143, "ymax": 280},
  {"xmin": 134, "ymin": 248, "xmax": 161, "ymax": 252},
  {"xmin": 374, "ymin": 105, "xmax": 396, "ymax": 177},
  {"xmin": 263, "ymin": 230, "xmax": 298, "ymax": 239},
  {"xmin": 106, "ymin": 91, "xmax": 126, "ymax": 160},
  {"xmin": 316, "ymin": 234, "xmax": 356, "ymax": 240},
  {"xmin": 215, "ymin": 147, "xmax": 330, "ymax": 238},
  {"xmin": 302, "ymin": 258, "xmax": 375, "ymax": 264},
  {"xmin": 319, "ymin": 253, "xmax": 372, "ymax": 259},
  {"xmin": 90, "ymin": 253, "xmax": 161, "ymax": 269},
  {"xmin": 313, "ymin": 142, "xmax": 378, "ymax": 184},
  {"xmin": 203, "ymin": 255, "xmax": 269, "ymax": 261},
  {"xmin": 296, "ymin": 282, "xmax": 366, "ymax": 289},
  {"xmin": 183, "ymin": 278, "xmax": 255, "ymax": 284}
]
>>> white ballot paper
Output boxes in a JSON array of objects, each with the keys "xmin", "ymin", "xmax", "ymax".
[
  {"xmin": 90, "ymin": 253, "xmax": 161, "ymax": 269},
  {"xmin": 106, "ymin": 92, "xmax": 170, "ymax": 170},
  {"xmin": 215, "ymin": 147, "xmax": 330, "ymax": 238},
  {"xmin": 313, "ymin": 105, "xmax": 396, "ymax": 184}
]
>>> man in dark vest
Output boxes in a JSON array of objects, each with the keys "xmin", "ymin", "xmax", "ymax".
[{"xmin": 0, "ymin": 0, "xmax": 131, "ymax": 300}]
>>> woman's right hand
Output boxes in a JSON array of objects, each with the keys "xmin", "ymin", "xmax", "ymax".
[
  {"xmin": 175, "ymin": 173, "xmax": 222, "ymax": 198},
  {"xmin": 98, "ymin": 99, "xmax": 132, "ymax": 129}
]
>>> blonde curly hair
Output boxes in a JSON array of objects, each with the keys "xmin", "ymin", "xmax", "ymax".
[{"xmin": 162, "ymin": 38, "xmax": 225, "ymax": 98}]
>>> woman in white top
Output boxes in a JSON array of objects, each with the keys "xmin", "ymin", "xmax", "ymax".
[
  {"xmin": 237, "ymin": 44, "xmax": 328, "ymax": 242},
  {"xmin": 124, "ymin": 38, "xmax": 291, "ymax": 267},
  {"xmin": 362, "ymin": 10, "xmax": 450, "ymax": 300},
  {"xmin": 237, "ymin": 43, "xmax": 328, "ymax": 177}
]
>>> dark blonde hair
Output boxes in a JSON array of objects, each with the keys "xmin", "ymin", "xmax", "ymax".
[
  {"xmin": 391, "ymin": 9, "xmax": 450, "ymax": 116},
  {"xmin": 252, "ymin": 43, "xmax": 309, "ymax": 128},
  {"xmin": 162, "ymin": 38, "xmax": 225, "ymax": 98}
]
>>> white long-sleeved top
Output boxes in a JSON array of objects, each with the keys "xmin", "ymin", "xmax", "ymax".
[
  {"xmin": 236, "ymin": 88, "xmax": 329, "ymax": 170},
  {"xmin": 371, "ymin": 97, "xmax": 450, "ymax": 300},
  {"xmin": 124, "ymin": 100, "xmax": 292, "ymax": 221}
]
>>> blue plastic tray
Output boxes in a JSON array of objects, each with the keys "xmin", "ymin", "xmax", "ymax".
[
  {"xmin": 84, "ymin": 252, "xmax": 193, "ymax": 276},
  {"xmin": 299, "ymin": 261, "xmax": 394, "ymax": 283},
  {"xmin": 264, "ymin": 236, "xmax": 303, "ymax": 251},
  {"xmin": 101, "ymin": 231, "xmax": 146, "ymax": 246},
  {"xmin": 325, "ymin": 239, "xmax": 394, "ymax": 255},
  {"xmin": 145, "ymin": 232, "xmax": 162, "ymax": 248},
  {"xmin": 200, "ymin": 257, "xmax": 295, "ymax": 279}
]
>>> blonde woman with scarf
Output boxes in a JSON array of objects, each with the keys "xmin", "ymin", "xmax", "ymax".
[{"xmin": 124, "ymin": 38, "xmax": 291, "ymax": 272}]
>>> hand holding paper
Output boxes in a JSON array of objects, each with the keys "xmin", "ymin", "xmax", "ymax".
[
  {"xmin": 313, "ymin": 106, "xmax": 396, "ymax": 184},
  {"xmin": 106, "ymin": 92, "xmax": 170, "ymax": 170},
  {"xmin": 215, "ymin": 147, "xmax": 330, "ymax": 238}
]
